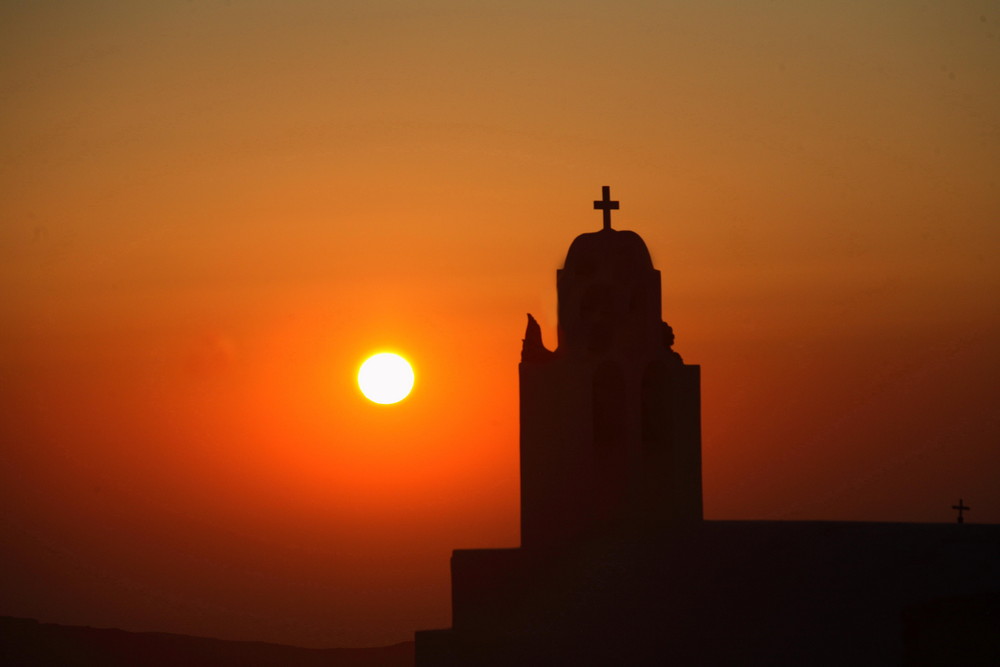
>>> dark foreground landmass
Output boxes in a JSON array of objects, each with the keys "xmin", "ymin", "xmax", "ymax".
[{"xmin": 0, "ymin": 616, "xmax": 414, "ymax": 667}]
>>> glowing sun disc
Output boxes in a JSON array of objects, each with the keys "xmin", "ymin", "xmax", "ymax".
[{"xmin": 357, "ymin": 353, "xmax": 415, "ymax": 404}]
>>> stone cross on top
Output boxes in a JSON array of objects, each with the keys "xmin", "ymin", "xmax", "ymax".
[
  {"xmin": 952, "ymin": 498, "xmax": 970, "ymax": 524},
  {"xmin": 593, "ymin": 185, "xmax": 619, "ymax": 231}
]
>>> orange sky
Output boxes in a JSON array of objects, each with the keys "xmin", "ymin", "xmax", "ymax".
[{"xmin": 2, "ymin": 0, "xmax": 998, "ymax": 648}]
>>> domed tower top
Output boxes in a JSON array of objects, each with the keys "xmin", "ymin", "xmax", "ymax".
[
  {"xmin": 562, "ymin": 227, "xmax": 654, "ymax": 275},
  {"xmin": 555, "ymin": 187, "xmax": 664, "ymax": 358}
]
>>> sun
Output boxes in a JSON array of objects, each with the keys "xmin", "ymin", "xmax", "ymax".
[{"xmin": 357, "ymin": 352, "xmax": 415, "ymax": 404}]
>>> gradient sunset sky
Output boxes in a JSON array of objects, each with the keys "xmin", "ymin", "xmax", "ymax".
[{"xmin": 2, "ymin": 0, "xmax": 998, "ymax": 649}]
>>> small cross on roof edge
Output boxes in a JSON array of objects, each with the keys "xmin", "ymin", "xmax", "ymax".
[{"xmin": 952, "ymin": 498, "xmax": 970, "ymax": 524}]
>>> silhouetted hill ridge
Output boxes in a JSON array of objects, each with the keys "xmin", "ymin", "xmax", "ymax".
[{"xmin": 0, "ymin": 616, "xmax": 414, "ymax": 667}]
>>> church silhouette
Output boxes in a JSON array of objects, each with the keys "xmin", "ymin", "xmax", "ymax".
[{"xmin": 415, "ymin": 188, "xmax": 999, "ymax": 666}]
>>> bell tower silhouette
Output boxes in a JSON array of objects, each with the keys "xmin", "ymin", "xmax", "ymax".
[
  {"xmin": 416, "ymin": 188, "xmax": 1000, "ymax": 666},
  {"xmin": 519, "ymin": 186, "xmax": 702, "ymax": 546}
]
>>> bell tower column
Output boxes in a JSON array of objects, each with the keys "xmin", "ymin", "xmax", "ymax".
[{"xmin": 519, "ymin": 187, "xmax": 702, "ymax": 548}]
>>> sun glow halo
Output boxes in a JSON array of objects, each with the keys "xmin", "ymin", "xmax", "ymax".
[{"xmin": 357, "ymin": 353, "xmax": 415, "ymax": 404}]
